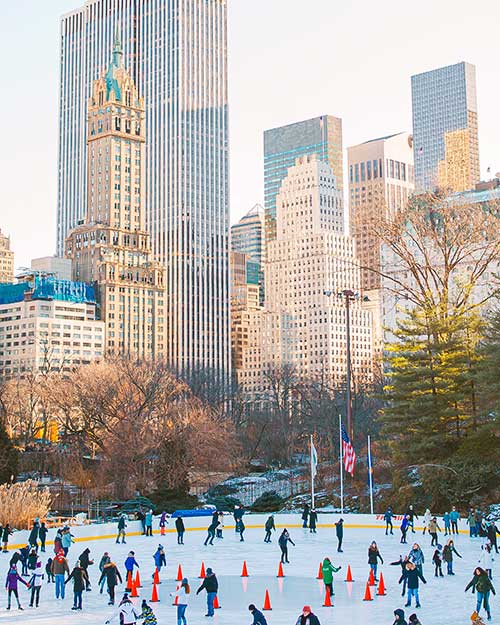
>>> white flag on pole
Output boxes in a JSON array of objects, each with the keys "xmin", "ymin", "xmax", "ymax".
[{"xmin": 311, "ymin": 440, "xmax": 318, "ymax": 479}]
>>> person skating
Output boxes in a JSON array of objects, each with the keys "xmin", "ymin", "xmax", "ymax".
[
  {"xmin": 432, "ymin": 549, "xmax": 444, "ymax": 577},
  {"xmin": 99, "ymin": 561, "xmax": 122, "ymax": 605},
  {"xmin": 385, "ymin": 507, "xmax": 394, "ymax": 535},
  {"xmin": 51, "ymin": 550, "xmax": 69, "ymax": 599},
  {"xmin": 400, "ymin": 561, "xmax": 426, "ymax": 608},
  {"xmin": 153, "ymin": 544, "xmax": 166, "ymax": 573},
  {"xmin": 45, "ymin": 558, "xmax": 54, "ymax": 583},
  {"xmin": 139, "ymin": 599, "xmax": 158, "ymax": 624},
  {"xmin": 368, "ymin": 540, "xmax": 384, "ymax": 582},
  {"xmin": 19, "ymin": 545, "xmax": 29, "ymax": 576},
  {"xmin": 309, "ymin": 509, "xmax": 318, "ymax": 533},
  {"xmin": 450, "ymin": 507, "xmax": 460, "ymax": 535},
  {"xmin": 335, "ymin": 518, "xmax": 344, "ymax": 552},
  {"xmin": 27, "ymin": 547, "xmax": 38, "ymax": 571},
  {"xmin": 465, "ymin": 567, "xmax": 496, "ymax": 621},
  {"xmin": 408, "ymin": 614, "xmax": 422, "ymax": 625},
  {"xmin": 176, "ymin": 516, "xmax": 185, "ymax": 545},
  {"xmin": 301, "ymin": 504, "xmax": 310, "ymax": 529},
  {"xmin": 216, "ymin": 511, "xmax": 224, "ymax": 539},
  {"xmin": 159, "ymin": 511, "xmax": 168, "ymax": 536},
  {"xmin": 249, "ymin": 602, "xmax": 268, "ymax": 625},
  {"xmin": 443, "ymin": 512, "xmax": 451, "ymax": 536},
  {"xmin": 137, "ymin": 509, "xmax": 146, "ymax": 535},
  {"xmin": 170, "ymin": 577, "xmax": 190, "ymax": 625},
  {"xmin": 105, "ymin": 592, "xmax": 141, "ymax": 624},
  {"xmin": 78, "ymin": 547, "xmax": 94, "ymax": 590},
  {"xmin": 278, "ymin": 529, "xmax": 295, "ymax": 564},
  {"xmin": 443, "ymin": 539, "xmax": 462, "ymax": 575},
  {"xmin": 479, "ymin": 544, "xmax": 494, "ymax": 580},
  {"xmin": 28, "ymin": 520, "xmax": 40, "ymax": 550},
  {"xmin": 116, "ymin": 514, "xmax": 127, "ymax": 544},
  {"xmin": 61, "ymin": 527, "xmax": 75, "ymax": 555},
  {"xmin": 406, "ymin": 505, "xmax": 418, "ymax": 533},
  {"xmin": 234, "ymin": 505, "xmax": 244, "ymax": 533},
  {"xmin": 204, "ymin": 513, "xmax": 219, "ymax": 546},
  {"xmin": 196, "ymin": 566, "xmax": 218, "ymax": 617},
  {"xmin": 36, "ymin": 522, "xmax": 47, "ymax": 553},
  {"xmin": 237, "ymin": 517, "xmax": 246, "ymax": 542},
  {"xmin": 391, "ymin": 555, "xmax": 410, "ymax": 596},
  {"xmin": 468, "ymin": 509, "xmax": 477, "ymax": 538},
  {"xmin": 401, "ymin": 515, "xmax": 410, "ymax": 544},
  {"xmin": 5, "ymin": 563, "xmax": 29, "ymax": 610},
  {"xmin": 294, "ymin": 605, "xmax": 321, "ymax": 625},
  {"xmin": 54, "ymin": 529, "xmax": 63, "ymax": 554},
  {"xmin": 28, "ymin": 561, "xmax": 44, "ymax": 608},
  {"xmin": 65, "ymin": 560, "xmax": 89, "ymax": 610},
  {"xmin": 145, "ymin": 510, "xmax": 153, "ymax": 537},
  {"xmin": 409, "ymin": 543, "xmax": 425, "ymax": 576},
  {"xmin": 322, "ymin": 557, "xmax": 341, "ymax": 597},
  {"xmin": 124, "ymin": 551, "xmax": 140, "ymax": 589},
  {"xmin": 393, "ymin": 608, "xmax": 408, "ymax": 625},
  {"xmin": 422, "ymin": 509, "xmax": 431, "ymax": 535},
  {"xmin": 487, "ymin": 520, "xmax": 500, "ymax": 555},
  {"xmin": 99, "ymin": 552, "xmax": 111, "ymax": 594},
  {"xmin": 428, "ymin": 517, "xmax": 441, "ymax": 546},
  {"xmin": 2, "ymin": 523, "xmax": 12, "ymax": 552},
  {"xmin": 264, "ymin": 515, "xmax": 275, "ymax": 543}
]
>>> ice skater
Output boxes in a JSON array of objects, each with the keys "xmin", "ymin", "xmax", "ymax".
[
  {"xmin": 139, "ymin": 599, "xmax": 158, "ymax": 624},
  {"xmin": 116, "ymin": 514, "xmax": 127, "ymax": 544},
  {"xmin": 309, "ymin": 509, "xmax": 318, "ymax": 533},
  {"xmin": 465, "ymin": 567, "xmax": 496, "ymax": 621},
  {"xmin": 159, "ymin": 511, "xmax": 168, "ymax": 536},
  {"xmin": 400, "ymin": 561, "xmax": 426, "ymax": 608},
  {"xmin": 409, "ymin": 543, "xmax": 425, "ymax": 576},
  {"xmin": 105, "ymin": 592, "xmax": 141, "ymax": 624},
  {"xmin": 196, "ymin": 567, "xmax": 218, "ymax": 617},
  {"xmin": 176, "ymin": 516, "xmax": 185, "ymax": 545},
  {"xmin": 170, "ymin": 577, "xmax": 190, "ymax": 624},
  {"xmin": 479, "ymin": 544, "xmax": 494, "ymax": 580},
  {"xmin": 278, "ymin": 529, "xmax": 295, "ymax": 564},
  {"xmin": 368, "ymin": 540, "xmax": 384, "ymax": 582},
  {"xmin": 28, "ymin": 561, "xmax": 44, "ymax": 607},
  {"xmin": 428, "ymin": 517, "xmax": 441, "ymax": 546},
  {"xmin": 153, "ymin": 544, "xmax": 166, "ymax": 573},
  {"xmin": 65, "ymin": 560, "xmax": 89, "ymax": 610},
  {"xmin": 335, "ymin": 518, "xmax": 344, "ymax": 552},
  {"xmin": 432, "ymin": 548, "xmax": 443, "ymax": 577},
  {"xmin": 384, "ymin": 507, "xmax": 394, "ymax": 535},
  {"xmin": 450, "ymin": 507, "xmax": 460, "ymax": 535},
  {"xmin": 422, "ymin": 509, "xmax": 431, "ymax": 535},
  {"xmin": 249, "ymin": 603, "xmax": 268, "ymax": 625},
  {"xmin": 401, "ymin": 515, "xmax": 410, "ymax": 544},
  {"xmin": 99, "ymin": 561, "xmax": 122, "ymax": 605},
  {"xmin": 264, "ymin": 515, "xmax": 275, "ymax": 543},
  {"xmin": 302, "ymin": 504, "xmax": 310, "ymax": 529},
  {"xmin": 204, "ymin": 513, "xmax": 219, "ymax": 546},
  {"xmin": 216, "ymin": 511, "xmax": 224, "ymax": 539},
  {"xmin": 39, "ymin": 522, "xmax": 48, "ymax": 553},
  {"xmin": 294, "ymin": 605, "xmax": 321, "ymax": 625},
  {"xmin": 393, "ymin": 608, "xmax": 407, "ymax": 625},
  {"xmin": 5, "ymin": 563, "xmax": 29, "ymax": 610},
  {"xmin": 322, "ymin": 557, "xmax": 341, "ymax": 596},
  {"xmin": 237, "ymin": 517, "xmax": 246, "ymax": 542},
  {"xmin": 443, "ymin": 539, "xmax": 462, "ymax": 575},
  {"xmin": 99, "ymin": 552, "xmax": 111, "ymax": 593}
]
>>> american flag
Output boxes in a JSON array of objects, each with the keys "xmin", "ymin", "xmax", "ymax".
[{"xmin": 341, "ymin": 424, "xmax": 356, "ymax": 476}]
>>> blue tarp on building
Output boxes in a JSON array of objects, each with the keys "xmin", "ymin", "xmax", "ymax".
[{"xmin": 0, "ymin": 277, "xmax": 96, "ymax": 305}]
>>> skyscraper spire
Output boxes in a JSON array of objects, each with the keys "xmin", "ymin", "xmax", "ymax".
[{"xmin": 113, "ymin": 23, "xmax": 123, "ymax": 68}]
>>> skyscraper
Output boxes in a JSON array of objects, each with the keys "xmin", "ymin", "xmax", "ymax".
[
  {"xmin": 263, "ymin": 115, "xmax": 343, "ymax": 247},
  {"xmin": 0, "ymin": 229, "xmax": 14, "ymax": 283},
  {"xmin": 411, "ymin": 62, "xmax": 479, "ymax": 192},
  {"xmin": 58, "ymin": 0, "xmax": 230, "ymax": 383},
  {"xmin": 231, "ymin": 204, "xmax": 265, "ymax": 266},
  {"xmin": 65, "ymin": 37, "xmax": 165, "ymax": 360}
]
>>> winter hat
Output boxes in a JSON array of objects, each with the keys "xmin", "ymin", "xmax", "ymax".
[
  {"xmin": 394, "ymin": 609, "xmax": 405, "ymax": 619},
  {"xmin": 182, "ymin": 578, "xmax": 188, "ymax": 584},
  {"xmin": 302, "ymin": 606, "xmax": 312, "ymax": 614},
  {"xmin": 206, "ymin": 568, "xmax": 213, "ymax": 575},
  {"xmin": 36, "ymin": 561, "xmax": 41, "ymax": 569}
]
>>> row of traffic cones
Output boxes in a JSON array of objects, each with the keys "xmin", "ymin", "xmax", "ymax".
[
  {"xmin": 316, "ymin": 562, "xmax": 354, "ymax": 582},
  {"xmin": 363, "ymin": 573, "xmax": 387, "ymax": 601}
]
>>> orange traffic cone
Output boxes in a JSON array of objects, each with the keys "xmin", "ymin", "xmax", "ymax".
[
  {"xmin": 323, "ymin": 589, "xmax": 333, "ymax": 607},
  {"xmin": 363, "ymin": 582, "xmax": 373, "ymax": 601},
  {"xmin": 263, "ymin": 589, "xmax": 272, "ymax": 610},
  {"xmin": 241, "ymin": 561, "xmax": 249, "ymax": 577},
  {"xmin": 151, "ymin": 583, "xmax": 159, "ymax": 603},
  {"xmin": 153, "ymin": 567, "xmax": 160, "ymax": 585},
  {"xmin": 316, "ymin": 562, "xmax": 323, "ymax": 579},
  {"xmin": 172, "ymin": 593, "xmax": 179, "ymax": 606},
  {"xmin": 214, "ymin": 594, "xmax": 221, "ymax": 609},
  {"xmin": 130, "ymin": 578, "xmax": 139, "ymax": 598},
  {"xmin": 368, "ymin": 568, "xmax": 375, "ymax": 586},
  {"xmin": 277, "ymin": 562, "xmax": 285, "ymax": 578},
  {"xmin": 345, "ymin": 564, "xmax": 354, "ymax": 582},
  {"xmin": 377, "ymin": 573, "xmax": 387, "ymax": 596},
  {"xmin": 126, "ymin": 571, "xmax": 132, "ymax": 592},
  {"xmin": 161, "ymin": 526, "xmax": 165, "ymax": 536},
  {"xmin": 135, "ymin": 570, "xmax": 142, "ymax": 588},
  {"xmin": 176, "ymin": 564, "xmax": 183, "ymax": 582},
  {"xmin": 199, "ymin": 562, "xmax": 206, "ymax": 578}
]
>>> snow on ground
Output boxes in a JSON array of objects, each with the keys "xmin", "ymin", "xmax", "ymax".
[{"xmin": 0, "ymin": 514, "xmax": 494, "ymax": 624}]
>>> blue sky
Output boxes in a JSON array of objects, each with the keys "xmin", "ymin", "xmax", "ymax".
[{"xmin": 1, "ymin": 0, "xmax": 500, "ymax": 268}]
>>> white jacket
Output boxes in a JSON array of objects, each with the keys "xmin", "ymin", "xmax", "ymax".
[
  {"xmin": 107, "ymin": 602, "xmax": 141, "ymax": 624},
  {"xmin": 171, "ymin": 585, "xmax": 191, "ymax": 605},
  {"xmin": 30, "ymin": 571, "xmax": 44, "ymax": 588},
  {"xmin": 423, "ymin": 510, "xmax": 431, "ymax": 526},
  {"xmin": 479, "ymin": 550, "xmax": 494, "ymax": 570}
]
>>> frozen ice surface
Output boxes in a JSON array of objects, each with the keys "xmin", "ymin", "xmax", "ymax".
[{"xmin": 0, "ymin": 514, "xmax": 494, "ymax": 624}]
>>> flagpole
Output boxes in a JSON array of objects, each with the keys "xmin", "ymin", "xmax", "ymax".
[
  {"xmin": 339, "ymin": 414, "xmax": 344, "ymax": 514},
  {"xmin": 310, "ymin": 434, "xmax": 315, "ymax": 509},
  {"xmin": 368, "ymin": 434, "xmax": 374, "ymax": 514}
]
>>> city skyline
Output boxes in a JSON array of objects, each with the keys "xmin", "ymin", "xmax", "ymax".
[{"xmin": 2, "ymin": 0, "xmax": 500, "ymax": 268}]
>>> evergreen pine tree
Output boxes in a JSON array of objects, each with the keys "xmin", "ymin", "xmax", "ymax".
[{"xmin": 0, "ymin": 419, "xmax": 18, "ymax": 484}]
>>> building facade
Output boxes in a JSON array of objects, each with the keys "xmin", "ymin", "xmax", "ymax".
[
  {"xmin": 348, "ymin": 132, "xmax": 414, "ymax": 291},
  {"xmin": 0, "ymin": 229, "xmax": 14, "ymax": 284},
  {"xmin": 411, "ymin": 62, "xmax": 479, "ymax": 192},
  {"xmin": 58, "ymin": 0, "xmax": 230, "ymax": 383},
  {"xmin": 65, "ymin": 38, "xmax": 165, "ymax": 360},
  {"xmin": 264, "ymin": 115, "xmax": 343, "ymax": 247},
  {"xmin": 0, "ymin": 277, "xmax": 104, "ymax": 377},
  {"xmin": 240, "ymin": 155, "xmax": 373, "ymax": 398},
  {"xmin": 231, "ymin": 204, "xmax": 265, "ymax": 304},
  {"xmin": 31, "ymin": 257, "xmax": 72, "ymax": 281}
]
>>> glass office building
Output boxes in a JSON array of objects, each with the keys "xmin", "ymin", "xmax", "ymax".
[
  {"xmin": 57, "ymin": 0, "xmax": 230, "ymax": 385},
  {"xmin": 263, "ymin": 115, "xmax": 343, "ymax": 246},
  {"xmin": 411, "ymin": 62, "xmax": 479, "ymax": 192}
]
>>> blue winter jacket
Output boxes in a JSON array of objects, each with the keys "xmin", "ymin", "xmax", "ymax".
[{"xmin": 124, "ymin": 556, "xmax": 139, "ymax": 572}]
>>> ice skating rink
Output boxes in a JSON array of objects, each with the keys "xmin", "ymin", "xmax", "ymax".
[{"xmin": 0, "ymin": 513, "xmax": 493, "ymax": 624}]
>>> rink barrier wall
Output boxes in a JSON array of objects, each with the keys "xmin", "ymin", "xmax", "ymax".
[{"xmin": 5, "ymin": 513, "xmax": 469, "ymax": 551}]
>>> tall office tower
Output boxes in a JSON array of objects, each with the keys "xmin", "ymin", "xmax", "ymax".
[
  {"xmin": 412, "ymin": 62, "xmax": 479, "ymax": 192},
  {"xmin": 348, "ymin": 132, "xmax": 414, "ymax": 291},
  {"xmin": 231, "ymin": 204, "xmax": 265, "ymax": 304},
  {"xmin": 239, "ymin": 155, "xmax": 373, "ymax": 398},
  {"xmin": 0, "ymin": 229, "xmax": 14, "ymax": 283},
  {"xmin": 58, "ymin": 0, "xmax": 230, "ymax": 383},
  {"xmin": 263, "ymin": 115, "xmax": 343, "ymax": 247},
  {"xmin": 65, "ymin": 39, "xmax": 165, "ymax": 359}
]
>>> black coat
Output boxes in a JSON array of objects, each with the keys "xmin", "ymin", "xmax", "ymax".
[
  {"xmin": 309, "ymin": 511, "xmax": 318, "ymax": 528},
  {"xmin": 197, "ymin": 573, "xmax": 218, "ymax": 594},
  {"xmin": 301, "ymin": 505, "xmax": 310, "ymax": 521},
  {"xmin": 335, "ymin": 521, "xmax": 343, "ymax": 538},
  {"xmin": 400, "ymin": 568, "xmax": 426, "ymax": 589},
  {"xmin": 368, "ymin": 547, "xmax": 383, "ymax": 565},
  {"xmin": 265, "ymin": 517, "xmax": 276, "ymax": 531},
  {"xmin": 295, "ymin": 613, "xmax": 321, "ymax": 625},
  {"xmin": 79, "ymin": 548, "xmax": 93, "ymax": 569},
  {"xmin": 175, "ymin": 518, "xmax": 185, "ymax": 532},
  {"xmin": 251, "ymin": 608, "xmax": 268, "ymax": 625},
  {"xmin": 99, "ymin": 564, "xmax": 122, "ymax": 587},
  {"xmin": 66, "ymin": 567, "xmax": 88, "ymax": 592}
]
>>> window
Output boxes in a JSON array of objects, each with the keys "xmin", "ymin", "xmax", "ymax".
[
  {"xmin": 367, "ymin": 160, "xmax": 372, "ymax": 180},
  {"xmin": 355, "ymin": 164, "xmax": 359, "ymax": 183},
  {"xmin": 373, "ymin": 159, "xmax": 378, "ymax": 178},
  {"xmin": 361, "ymin": 162, "xmax": 366, "ymax": 181}
]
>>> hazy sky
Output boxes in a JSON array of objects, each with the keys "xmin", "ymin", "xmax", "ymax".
[{"xmin": 1, "ymin": 0, "xmax": 500, "ymax": 269}]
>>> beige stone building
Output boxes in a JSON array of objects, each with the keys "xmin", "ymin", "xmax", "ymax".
[
  {"xmin": 239, "ymin": 155, "xmax": 373, "ymax": 398},
  {"xmin": 65, "ymin": 37, "xmax": 165, "ymax": 359},
  {"xmin": 0, "ymin": 229, "xmax": 14, "ymax": 284},
  {"xmin": 438, "ymin": 128, "xmax": 476, "ymax": 193}
]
